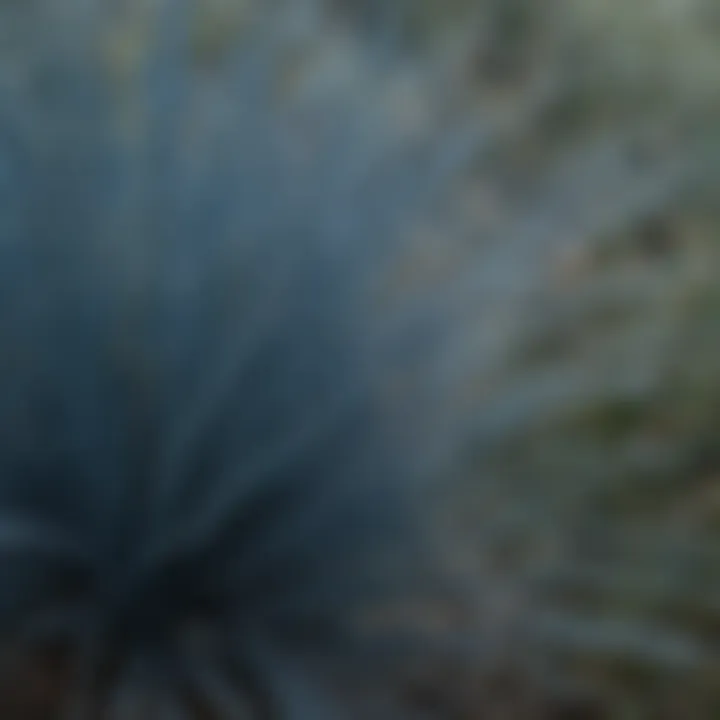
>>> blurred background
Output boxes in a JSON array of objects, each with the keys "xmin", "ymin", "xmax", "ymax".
[
  {"xmin": 2, "ymin": 0, "xmax": 720, "ymax": 716},
  {"xmin": 322, "ymin": 1, "xmax": 720, "ymax": 715},
  {"xmin": 384, "ymin": 1, "xmax": 720, "ymax": 717}
]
